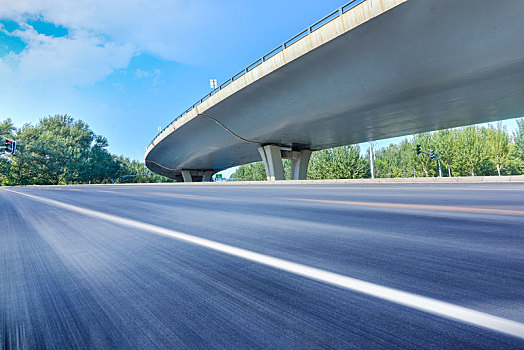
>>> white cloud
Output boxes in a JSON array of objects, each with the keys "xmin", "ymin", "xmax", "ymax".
[
  {"xmin": 135, "ymin": 68, "xmax": 161, "ymax": 79},
  {"xmin": 0, "ymin": 0, "xmax": 230, "ymax": 143},
  {"xmin": 0, "ymin": 0, "xmax": 226, "ymax": 62},
  {"xmin": 0, "ymin": 0, "xmax": 230, "ymax": 121},
  {"xmin": 2, "ymin": 25, "xmax": 135, "ymax": 88},
  {"xmin": 0, "ymin": 0, "xmax": 233, "ymax": 104}
]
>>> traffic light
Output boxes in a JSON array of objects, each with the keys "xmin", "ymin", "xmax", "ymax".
[
  {"xmin": 416, "ymin": 144, "xmax": 421, "ymax": 155},
  {"xmin": 4, "ymin": 139, "xmax": 16, "ymax": 154},
  {"xmin": 429, "ymin": 149, "xmax": 434, "ymax": 160}
]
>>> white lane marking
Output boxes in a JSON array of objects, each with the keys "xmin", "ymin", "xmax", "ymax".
[{"xmin": 5, "ymin": 188, "xmax": 524, "ymax": 340}]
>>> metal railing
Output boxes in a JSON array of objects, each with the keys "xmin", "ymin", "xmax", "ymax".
[{"xmin": 152, "ymin": 0, "xmax": 366, "ymax": 143}]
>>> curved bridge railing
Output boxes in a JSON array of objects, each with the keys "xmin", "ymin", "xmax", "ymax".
[{"xmin": 152, "ymin": 0, "xmax": 366, "ymax": 141}]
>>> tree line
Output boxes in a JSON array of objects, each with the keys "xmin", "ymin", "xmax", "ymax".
[
  {"xmin": 232, "ymin": 119, "xmax": 524, "ymax": 180},
  {"xmin": 3, "ymin": 115, "xmax": 522, "ymax": 185},
  {"xmin": 0, "ymin": 115, "xmax": 174, "ymax": 186}
]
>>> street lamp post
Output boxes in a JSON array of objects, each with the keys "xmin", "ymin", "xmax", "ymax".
[{"xmin": 369, "ymin": 141, "xmax": 375, "ymax": 179}]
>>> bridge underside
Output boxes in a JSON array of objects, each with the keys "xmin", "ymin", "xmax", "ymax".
[{"xmin": 146, "ymin": 0, "xmax": 524, "ymax": 180}]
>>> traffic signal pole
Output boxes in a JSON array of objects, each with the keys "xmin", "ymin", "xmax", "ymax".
[{"xmin": 415, "ymin": 145, "xmax": 442, "ymax": 177}]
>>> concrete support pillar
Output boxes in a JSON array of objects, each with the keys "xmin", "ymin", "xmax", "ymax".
[
  {"xmin": 181, "ymin": 170, "xmax": 193, "ymax": 182},
  {"xmin": 180, "ymin": 170, "xmax": 215, "ymax": 182},
  {"xmin": 258, "ymin": 145, "xmax": 284, "ymax": 181},
  {"xmin": 258, "ymin": 147, "xmax": 271, "ymax": 179},
  {"xmin": 202, "ymin": 171, "xmax": 214, "ymax": 182},
  {"xmin": 258, "ymin": 145, "xmax": 312, "ymax": 181},
  {"xmin": 290, "ymin": 150, "xmax": 312, "ymax": 180}
]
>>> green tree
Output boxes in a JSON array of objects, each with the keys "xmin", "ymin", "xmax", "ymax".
[
  {"xmin": 509, "ymin": 118, "xmax": 524, "ymax": 174},
  {"xmin": 374, "ymin": 143, "xmax": 404, "ymax": 178},
  {"xmin": 432, "ymin": 129, "xmax": 455, "ymax": 177},
  {"xmin": 308, "ymin": 145, "xmax": 368, "ymax": 179},
  {"xmin": 115, "ymin": 156, "xmax": 174, "ymax": 183},
  {"xmin": 486, "ymin": 123, "xmax": 510, "ymax": 176},
  {"xmin": 231, "ymin": 161, "xmax": 267, "ymax": 181},
  {"xmin": 0, "ymin": 118, "xmax": 15, "ymax": 138},
  {"xmin": 0, "ymin": 115, "xmax": 175, "ymax": 186},
  {"xmin": 454, "ymin": 127, "xmax": 485, "ymax": 176}
]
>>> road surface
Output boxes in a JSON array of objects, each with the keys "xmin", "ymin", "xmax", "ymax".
[{"xmin": 1, "ymin": 183, "xmax": 523, "ymax": 349}]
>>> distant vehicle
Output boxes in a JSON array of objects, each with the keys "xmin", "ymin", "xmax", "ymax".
[{"xmin": 214, "ymin": 174, "xmax": 226, "ymax": 182}]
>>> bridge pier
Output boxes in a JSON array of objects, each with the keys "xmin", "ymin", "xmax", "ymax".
[
  {"xmin": 258, "ymin": 145, "xmax": 311, "ymax": 181},
  {"xmin": 202, "ymin": 171, "xmax": 214, "ymax": 182},
  {"xmin": 180, "ymin": 170, "xmax": 215, "ymax": 182},
  {"xmin": 289, "ymin": 150, "xmax": 312, "ymax": 180},
  {"xmin": 258, "ymin": 145, "xmax": 284, "ymax": 181}
]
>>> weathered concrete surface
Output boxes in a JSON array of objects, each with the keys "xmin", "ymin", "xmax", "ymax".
[{"xmin": 146, "ymin": 0, "xmax": 524, "ymax": 179}]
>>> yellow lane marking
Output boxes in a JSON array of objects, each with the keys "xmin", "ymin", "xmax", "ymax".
[
  {"xmin": 146, "ymin": 192, "xmax": 256, "ymax": 203},
  {"xmin": 285, "ymin": 198, "xmax": 524, "ymax": 216},
  {"xmin": 146, "ymin": 192, "xmax": 198, "ymax": 198},
  {"xmin": 69, "ymin": 189, "xmax": 83, "ymax": 192},
  {"xmin": 96, "ymin": 190, "xmax": 202, "ymax": 199}
]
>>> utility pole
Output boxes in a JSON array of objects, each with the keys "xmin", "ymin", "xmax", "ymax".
[{"xmin": 369, "ymin": 141, "xmax": 375, "ymax": 179}]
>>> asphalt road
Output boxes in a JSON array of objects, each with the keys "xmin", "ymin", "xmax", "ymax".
[{"xmin": 1, "ymin": 182, "xmax": 524, "ymax": 349}]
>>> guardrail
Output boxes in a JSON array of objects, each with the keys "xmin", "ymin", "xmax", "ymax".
[{"xmin": 152, "ymin": 0, "xmax": 366, "ymax": 143}]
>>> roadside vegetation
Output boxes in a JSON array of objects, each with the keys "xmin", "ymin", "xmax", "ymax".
[
  {"xmin": 0, "ymin": 115, "xmax": 174, "ymax": 186},
  {"xmin": 233, "ymin": 119, "xmax": 524, "ymax": 180},
  {"xmin": 2, "ymin": 115, "xmax": 523, "ymax": 185}
]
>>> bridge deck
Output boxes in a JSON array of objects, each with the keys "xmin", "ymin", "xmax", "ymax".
[{"xmin": 146, "ymin": 0, "xmax": 524, "ymax": 179}]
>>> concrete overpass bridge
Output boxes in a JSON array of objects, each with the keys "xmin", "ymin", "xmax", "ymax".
[{"xmin": 145, "ymin": 0, "xmax": 524, "ymax": 182}]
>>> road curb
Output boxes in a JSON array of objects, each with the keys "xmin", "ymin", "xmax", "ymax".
[
  {"xmin": 206, "ymin": 175, "xmax": 524, "ymax": 185},
  {"xmin": 12, "ymin": 175, "xmax": 524, "ymax": 187}
]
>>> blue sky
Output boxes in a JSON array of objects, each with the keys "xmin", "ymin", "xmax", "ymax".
[{"xmin": 0, "ymin": 0, "xmax": 520, "ymax": 177}]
